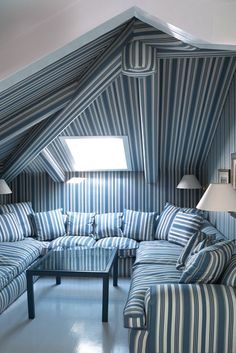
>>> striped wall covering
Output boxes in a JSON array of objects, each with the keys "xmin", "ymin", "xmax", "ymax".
[
  {"xmin": 205, "ymin": 71, "xmax": 236, "ymax": 240},
  {"xmin": 3, "ymin": 171, "xmax": 202, "ymax": 214},
  {"xmin": 24, "ymin": 56, "xmax": 235, "ymax": 186}
]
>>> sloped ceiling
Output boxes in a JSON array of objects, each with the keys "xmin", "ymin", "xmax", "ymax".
[{"xmin": 1, "ymin": 19, "xmax": 236, "ymax": 182}]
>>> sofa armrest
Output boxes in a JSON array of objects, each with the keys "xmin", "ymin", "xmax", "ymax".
[{"xmin": 147, "ymin": 283, "xmax": 236, "ymax": 353}]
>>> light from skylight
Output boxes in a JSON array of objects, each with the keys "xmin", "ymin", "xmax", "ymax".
[{"xmin": 61, "ymin": 136, "xmax": 131, "ymax": 171}]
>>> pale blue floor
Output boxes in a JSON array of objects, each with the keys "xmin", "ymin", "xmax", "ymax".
[{"xmin": 0, "ymin": 277, "xmax": 130, "ymax": 353}]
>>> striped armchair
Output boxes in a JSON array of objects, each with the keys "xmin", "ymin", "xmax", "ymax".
[{"xmin": 127, "ymin": 283, "xmax": 236, "ymax": 353}]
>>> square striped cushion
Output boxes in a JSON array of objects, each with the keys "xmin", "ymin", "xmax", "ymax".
[
  {"xmin": 155, "ymin": 203, "xmax": 203, "ymax": 240},
  {"xmin": 123, "ymin": 209, "xmax": 156, "ymax": 241},
  {"xmin": 67, "ymin": 212, "xmax": 95, "ymax": 236},
  {"xmin": 32, "ymin": 209, "xmax": 66, "ymax": 241},
  {"xmin": 0, "ymin": 202, "xmax": 34, "ymax": 237},
  {"xmin": 168, "ymin": 211, "xmax": 203, "ymax": 247},
  {"xmin": 176, "ymin": 231, "xmax": 215, "ymax": 270},
  {"xmin": 221, "ymin": 255, "xmax": 236, "ymax": 288},
  {"xmin": 0, "ymin": 213, "xmax": 24, "ymax": 242},
  {"xmin": 179, "ymin": 240, "xmax": 234, "ymax": 284},
  {"xmin": 94, "ymin": 213, "xmax": 123, "ymax": 239}
]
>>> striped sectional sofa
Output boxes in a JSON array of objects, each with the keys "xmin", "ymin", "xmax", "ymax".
[{"xmin": 124, "ymin": 205, "xmax": 236, "ymax": 353}]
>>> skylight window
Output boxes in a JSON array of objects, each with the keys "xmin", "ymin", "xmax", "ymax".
[{"xmin": 61, "ymin": 136, "xmax": 131, "ymax": 171}]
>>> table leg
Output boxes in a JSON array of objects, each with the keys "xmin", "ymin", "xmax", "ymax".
[
  {"xmin": 113, "ymin": 253, "xmax": 118, "ymax": 287},
  {"xmin": 26, "ymin": 271, "xmax": 35, "ymax": 319},
  {"xmin": 102, "ymin": 275, "xmax": 109, "ymax": 322},
  {"xmin": 56, "ymin": 276, "xmax": 61, "ymax": 285}
]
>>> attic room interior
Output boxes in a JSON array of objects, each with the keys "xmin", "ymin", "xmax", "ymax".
[{"xmin": 0, "ymin": 1, "xmax": 236, "ymax": 353}]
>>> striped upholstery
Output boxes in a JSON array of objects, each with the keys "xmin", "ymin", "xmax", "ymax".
[
  {"xmin": 48, "ymin": 235, "xmax": 96, "ymax": 251},
  {"xmin": 144, "ymin": 284, "xmax": 236, "ymax": 353},
  {"xmin": 94, "ymin": 212, "xmax": 123, "ymax": 239},
  {"xmin": 67, "ymin": 212, "xmax": 95, "ymax": 236},
  {"xmin": 94, "ymin": 237, "xmax": 139, "ymax": 258},
  {"xmin": 176, "ymin": 231, "xmax": 215, "ymax": 270},
  {"xmin": 123, "ymin": 209, "xmax": 156, "ymax": 241},
  {"xmin": 192, "ymin": 235, "xmax": 216, "ymax": 254},
  {"xmin": 0, "ymin": 202, "xmax": 34, "ymax": 237},
  {"xmin": 0, "ymin": 265, "xmax": 18, "ymax": 291},
  {"xmin": 155, "ymin": 203, "xmax": 180, "ymax": 240},
  {"xmin": 134, "ymin": 240, "xmax": 183, "ymax": 266},
  {"xmin": 200, "ymin": 219, "xmax": 225, "ymax": 240},
  {"xmin": 221, "ymin": 254, "xmax": 236, "ymax": 288},
  {"xmin": 124, "ymin": 263, "xmax": 181, "ymax": 328},
  {"xmin": 122, "ymin": 41, "xmax": 156, "ymax": 77},
  {"xmin": 0, "ymin": 238, "xmax": 43, "ymax": 276},
  {"xmin": 168, "ymin": 211, "xmax": 203, "ymax": 246},
  {"xmin": 180, "ymin": 240, "xmax": 234, "ymax": 284},
  {"xmin": 32, "ymin": 209, "xmax": 66, "ymax": 241},
  {"xmin": 0, "ymin": 213, "xmax": 24, "ymax": 242}
]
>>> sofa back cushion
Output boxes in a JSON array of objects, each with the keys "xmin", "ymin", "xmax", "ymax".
[
  {"xmin": 0, "ymin": 213, "xmax": 24, "ymax": 242},
  {"xmin": 221, "ymin": 254, "xmax": 236, "ymax": 288},
  {"xmin": 0, "ymin": 202, "xmax": 34, "ymax": 237},
  {"xmin": 176, "ymin": 231, "xmax": 215, "ymax": 270},
  {"xmin": 67, "ymin": 212, "xmax": 95, "ymax": 236},
  {"xmin": 94, "ymin": 212, "xmax": 123, "ymax": 239},
  {"xmin": 155, "ymin": 203, "xmax": 180, "ymax": 240},
  {"xmin": 32, "ymin": 209, "xmax": 66, "ymax": 241},
  {"xmin": 168, "ymin": 211, "xmax": 203, "ymax": 246},
  {"xmin": 179, "ymin": 240, "xmax": 234, "ymax": 284},
  {"xmin": 123, "ymin": 209, "xmax": 156, "ymax": 241}
]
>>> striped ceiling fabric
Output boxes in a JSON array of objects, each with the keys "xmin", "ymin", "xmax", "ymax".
[{"xmin": 0, "ymin": 18, "xmax": 235, "ymax": 183}]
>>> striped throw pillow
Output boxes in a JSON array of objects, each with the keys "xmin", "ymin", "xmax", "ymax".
[
  {"xmin": 155, "ymin": 203, "xmax": 180, "ymax": 240},
  {"xmin": 179, "ymin": 240, "xmax": 234, "ymax": 284},
  {"xmin": 221, "ymin": 255, "xmax": 236, "ymax": 288},
  {"xmin": 0, "ymin": 202, "xmax": 34, "ymax": 237},
  {"xmin": 67, "ymin": 212, "xmax": 95, "ymax": 236},
  {"xmin": 94, "ymin": 213, "xmax": 123, "ymax": 239},
  {"xmin": 0, "ymin": 213, "xmax": 24, "ymax": 242},
  {"xmin": 176, "ymin": 231, "xmax": 210, "ymax": 270},
  {"xmin": 123, "ymin": 209, "xmax": 156, "ymax": 241},
  {"xmin": 32, "ymin": 209, "xmax": 66, "ymax": 241},
  {"xmin": 168, "ymin": 211, "xmax": 203, "ymax": 247}
]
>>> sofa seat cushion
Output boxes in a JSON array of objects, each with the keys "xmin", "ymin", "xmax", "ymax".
[
  {"xmin": 94, "ymin": 237, "xmax": 139, "ymax": 257},
  {"xmin": 124, "ymin": 263, "xmax": 181, "ymax": 328},
  {"xmin": 0, "ymin": 238, "xmax": 42, "ymax": 276},
  {"xmin": 48, "ymin": 236, "xmax": 96, "ymax": 251},
  {"xmin": 0, "ymin": 265, "xmax": 18, "ymax": 291},
  {"xmin": 134, "ymin": 240, "xmax": 183, "ymax": 266}
]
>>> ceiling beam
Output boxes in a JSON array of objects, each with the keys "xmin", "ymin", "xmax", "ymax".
[
  {"xmin": 138, "ymin": 74, "xmax": 159, "ymax": 183},
  {"xmin": 39, "ymin": 148, "xmax": 65, "ymax": 182},
  {"xmin": 2, "ymin": 20, "xmax": 134, "ymax": 182}
]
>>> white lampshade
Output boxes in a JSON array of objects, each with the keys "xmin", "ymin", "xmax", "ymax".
[
  {"xmin": 177, "ymin": 175, "xmax": 202, "ymax": 189},
  {"xmin": 196, "ymin": 183, "xmax": 236, "ymax": 212},
  {"xmin": 0, "ymin": 179, "xmax": 12, "ymax": 195}
]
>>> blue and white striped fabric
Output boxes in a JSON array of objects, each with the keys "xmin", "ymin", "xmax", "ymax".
[
  {"xmin": 0, "ymin": 213, "xmax": 24, "ymax": 242},
  {"xmin": 0, "ymin": 238, "xmax": 42, "ymax": 275},
  {"xmin": 134, "ymin": 240, "xmax": 183, "ymax": 266},
  {"xmin": 155, "ymin": 203, "xmax": 180, "ymax": 240},
  {"xmin": 32, "ymin": 209, "xmax": 66, "ymax": 241},
  {"xmin": 135, "ymin": 283, "xmax": 236, "ymax": 353},
  {"xmin": 94, "ymin": 237, "xmax": 139, "ymax": 258},
  {"xmin": 221, "ymin": 254, "xmax": 236, "ymax": 288},
  {"xmin": 122, "ymin": 40, "xmax": 156, "ymax": 77},
  {"xmin": 67, "ymin": 212, "xmax": 95, "ymax": 236},
  {"xmin": 176, "ymin": 231, "xmax": 215, "ymax": 270},
  {"xmin": 179, "ymin": 240, "xmax": 234, "ymax": 284},
  {"xmin": 94, "ymin": 212, "xmax": 123, "ymax": 239},
  {"xmin": 0, "ymin": 202, "xmax": 34, "ymax": 237},
  {"xmin": 123, "ymin": 209, "xmax": 156, "ymax": 241},
  {"xmin": 48, "ymin": 235, "xmax": 96, "ymax": 251},
  {"xmin": 168, "ymin": 211, "xmax": 203, "ymax": 246},
  {"xmin": 124, "ymin": 263, "xmax": 181, "ymax": 329}
]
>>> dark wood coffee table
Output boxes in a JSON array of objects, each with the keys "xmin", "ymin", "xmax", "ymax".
[{"xmin": 26, "ymin": 247, "xmax": 118, "ymax": 322}]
